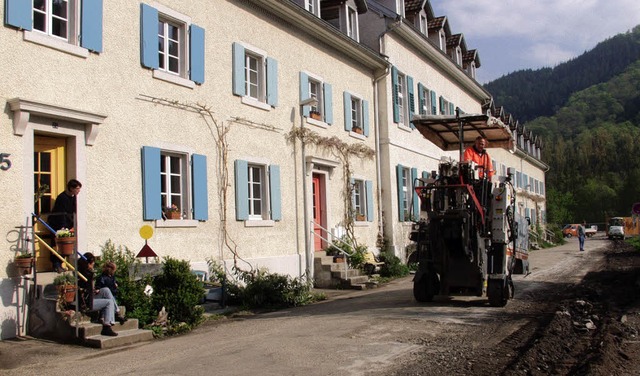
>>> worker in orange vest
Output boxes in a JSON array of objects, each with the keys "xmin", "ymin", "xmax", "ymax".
[{"xmin": 464, "ymin": 136, "xmax": 494, "ymax": 181}]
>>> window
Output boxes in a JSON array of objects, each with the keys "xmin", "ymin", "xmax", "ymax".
[
  {"xmin": 234, "ymin": 160, "xmax": 282, "ymax": 222},
  {"xmin": 391, "ymin": 67, "xmax": 414, "ymax": 128},
  {"xmin": 5, "ymin": 0, "xmax": 103, "ymax": 56},
  {"xmin": 233, "ymin": 43, "xmax": 278, "ymax": 109},
  {"xmin": 306, "ymin": 0, "xmax": 320, "ymax": 16},
  {"xmin": 439, "ymin": 30, "xmax": 447, "ymax": 52},
  {"xmin": 142, "ymin": 146, "xmax": 208, "ymax": 222},
  {"xmin": 343, "ymin": 92, "xmax": 369, "ymax": 136},
  {"xmin": 419, "ymin": 14, "xmax": 427, "ymax": 36},
  {"xmin": 346, "ymin": 6, "xmax": 359, "ymax": 41},
  {"xmin": 352, "ymin": 179, "xmax": 374, "ymax": 222},
  {"xmin": 417, "ymin": 83, "xmax": 437, "ymax": 115},
  {"xmin": 140, "ymin": 4, "xmax": 205, "ymax": 87},
  {"xmin": 300, "ymin": 72, "xmax": 333, "ymax": 124},
  {"xmin": 396, "ymin": 165, "xmax": 418, "ymax": 222}
]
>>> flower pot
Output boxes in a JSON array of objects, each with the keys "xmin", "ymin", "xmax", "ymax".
[
  {"xmin": 310, "ymin": 112, "xmax": 322, "ymax": 120},
  {"xmin": 56, "ymin": 237, "xmax": 76, "ymax": 256},
  {"xmin": 166, "ymin": 211, "xmax": 181, "ymax": 219},
  {"xmin": 333, "ymin": 255, "xmax": 346, "ymax": 263},
  {"xmin": 58, "ymin": 284, "xmax": 77, "ymax": 303},
  {"xmin": 356, "ymin": 214, "xmax": 366, "ymax": 221},
  {"xmin": 15, "ymin": 257, "xmax": 34, "ymax": 275}
]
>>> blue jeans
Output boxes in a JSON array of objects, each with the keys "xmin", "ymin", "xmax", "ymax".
[
  {"xmin": 93, "ymin": 287, "xmax": 117, "ymax": 326},
  {"xmin": 579, "ymin": 235, "xmax": 585, "ymax": 251}
]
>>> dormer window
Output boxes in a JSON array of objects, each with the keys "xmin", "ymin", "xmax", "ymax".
[
  {"xmin": 347, "ymin": 6, "xmax": 359, "ymax": 41},
  {"xmin": 467, "ymin": 61, "xmax": 477, "ymax": 79},
  {"xmin": 322, "ymin": 2, "xmax": 360, "ymax": 41},
  {"xmin": 306, "ymin": 0, "xmax": 320, "ymax": 17},
  {"xmin": 455, "ymin": 47, "xmax": 462, "ymax": 66},
  {"xmin": 439, "ymin": 30, "xmax": 447, "ymax": 52},
  {"xmin": 419, "ymin": 14, "xmax": 427, "ymax": 36}
]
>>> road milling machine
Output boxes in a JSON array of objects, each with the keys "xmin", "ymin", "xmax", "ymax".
[{"xmin": 409, "ymin": 111, "xmax": 529, "ymax": 307}]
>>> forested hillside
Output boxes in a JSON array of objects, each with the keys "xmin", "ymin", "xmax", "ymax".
[
  {"xmin": 485, "ymin": 26, "xmax": 640, "ymax": 225},
  {"xmin": 526, "ymin": 60, "xmax": 640, "ymax": 224},
  {"xmin": 485, "ymin": 26, "xmax": 640, "ymax": 123}
]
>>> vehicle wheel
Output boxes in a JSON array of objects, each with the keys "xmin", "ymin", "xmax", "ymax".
[
  {"xmin": 413, "ymin": 273, "xmax": 438, "ymax": 302},
  {"xmin": 488, "ymin": 279, "xmax": 508, "ymax": 307}
]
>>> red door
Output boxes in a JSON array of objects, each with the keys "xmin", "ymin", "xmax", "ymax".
[{"xmin": 312, "ymin": 174, "xmax": 326, "ymax": 251}]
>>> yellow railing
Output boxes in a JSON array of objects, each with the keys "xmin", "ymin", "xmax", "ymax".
[{"xmin": 33, "ymin": 234, "xmax": 87, "ymax": 282}]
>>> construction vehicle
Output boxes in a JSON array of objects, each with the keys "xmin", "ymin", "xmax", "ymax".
[
  {"xmin": 606, "ymin": 217, "xmax": 626, "ymax": 240},
  {"xmin": 409, "ymin": 111, "xmax": 529, "ymax": 307}
]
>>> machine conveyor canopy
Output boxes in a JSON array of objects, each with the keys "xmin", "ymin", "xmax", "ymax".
[{"xmin": 411, "ymin": 112, "xmax": 515, "ymax": 152}]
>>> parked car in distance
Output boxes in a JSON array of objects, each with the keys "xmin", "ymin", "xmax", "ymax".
[
  {"xmin": 607, "ymin": 217, "xmax": 625, "ymax": 240},
  {"xmin": 563, "ymin": 224, "xmax": 597, "ymax": 238}
]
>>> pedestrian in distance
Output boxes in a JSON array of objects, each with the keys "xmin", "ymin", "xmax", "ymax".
[{"xmin": 578, "ymin": 221, "xmax": 587, "ymax": 252}]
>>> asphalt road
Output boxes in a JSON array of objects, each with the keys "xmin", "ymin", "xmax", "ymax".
[{"xmin": 0, "ymin": 235, "xmax": 609, "ymax": 376}]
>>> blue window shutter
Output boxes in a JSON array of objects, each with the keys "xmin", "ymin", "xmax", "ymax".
[
  {"xmin": 80, "ymin": 0, "xmax": 103, "ymax": 52},
  {"xmin": 140, "ymin": 4, "xmax": 159, "ymax": 69},
  {"xmin": 299, "ymin": 72, "xmax": 310, "ymax": 117},
  {"xmin": 323, "ymin": 82, "xmax": 333, "ymax": 125},
  {"xmin": 192, "ymin": 154, "xmax": 208, "ymax": 220},
  {"xmin": 417, "ymin": 83, "xmax": 425, "ymax": 115},
  {"xmin": 343, "ymin": 92, "xmax": 352, "ymax": 131},
  {"xmin": 449, "ymin": 103, "xmax": 455, "ymax": 116},
  {"xmin": 411, "ymin": 168, "xmax": 419, "ymax": 221},
  {"xmin": 391, "ymin": 66, "xmax": 400, "ymax": 123},
  {"xmin": 266, "ymin": 57, "xmax": 278, "ymax": 107},
  {"xmin": 142, "ymin": 147, "xmax": 161, "ymax": 220},
  {"xmin": 234, "ymin": 160, "xmax": 249, "ymax": 220},
  {"xmin": 365, "ymin": 180, "xmax": 374, "ymax": 222},
  {"xmin": 362, "ymin": 100, "xmax": 370, "ymax": 137},
  {"xmin": 396, "ymin": 164, "xmax": 404, "ymax": 222},
  {"xmin": 189, "ymin": 24, "xmax": 205, "ymax": 84},
  {"xmin": 407, "ymin": 76, "xmax": 415, "ymax": 129},
  {"xmin": 430, "ymin": 91, "xmax": 437, "ymax": 115},
  {"xmin": 422, "ymin": 171, "xmax": 428, "ymax": 179},
  {"xmin": 269, "ymin": 165, "xmax": 282, "ymax": 221},
  {"xmin": 232, "ymin": 42, "xmax": 245, "ymax": 96},
  {"xmin": 439, "ymin": 96, "xmax": 445, "ymax": 114},
  {"xmin": 5, "ymin": 0, "xmax": 32, "ymax": 30}
]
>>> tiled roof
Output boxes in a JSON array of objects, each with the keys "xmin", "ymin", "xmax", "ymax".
[
  {"xmin": 427, "ymin": 16, "xmax": 445, "ymax": 29},
  {"xmin": 446, "ymin": 33, "xmax": 462, "ymax": 47},
  {"xmin": 404, "ymin": 0, "xmax": 425, "ymax": 13}
]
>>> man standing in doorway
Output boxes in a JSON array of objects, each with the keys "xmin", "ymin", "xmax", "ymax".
[{"xmin": 48, "ymin": 179, "xmax": 82, "ymax": 273}]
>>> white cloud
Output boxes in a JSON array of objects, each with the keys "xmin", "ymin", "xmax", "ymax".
[{"xmin": 431, "ymin": 0, "xmax": 640, "ymax": 81}]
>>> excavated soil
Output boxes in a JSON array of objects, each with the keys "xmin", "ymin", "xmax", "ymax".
[{"xmin": 382, "ymin": 241, "xmax": 640, "ymax": 376}]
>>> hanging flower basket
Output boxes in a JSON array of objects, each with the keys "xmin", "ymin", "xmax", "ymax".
[{"xmin": 56, "ymin": 237, "xmax": 76, "ymax": 256}]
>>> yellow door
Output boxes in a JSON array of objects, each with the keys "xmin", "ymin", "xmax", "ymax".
[{"xmin": 34, "ymin": 136, "xmax": 66, "ymax": 271}]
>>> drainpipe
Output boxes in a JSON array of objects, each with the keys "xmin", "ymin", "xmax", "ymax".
[
  {"xmin": 374, "ymin": 19, "xmax": 401, "ymax": 243},
  {"xmin": 299, "ymin": 98, "xmax": 318, "ymax": 281}
]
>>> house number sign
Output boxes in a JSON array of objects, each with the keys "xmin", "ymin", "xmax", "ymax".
[{"xmin": 0, "ymin": 153, "xmax": 12, "ymax": 171}]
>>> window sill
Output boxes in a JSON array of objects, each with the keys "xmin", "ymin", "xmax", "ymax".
[
  {"xmin": 397, "ymin": 124, "xmax": 413, "ymax": 132},
  {"xmin": 306, "ymin": 117, "xmax": 328, "ymax": 129},
  {"xmin": 153, "ymin": 70, "xmax": 196, "ymax": 89},
  {"xmin": 349, "ymin": 131, "xmax": 366, "ymax": 140},
  {"xmin": 241, "ymin": 97, "xmax": 272, "ymax": 111},
  {"xmin": 354, "ymin": 221, "xmax": 370, "ymax": 227},
  {"xmin": 155, "ymin": 219, "xmax": 198, "ymax": 228},
  {"xmin": 23, "ymin": 31, "xmax": 89, "ymax": 58},
  {"xmin": 244, "ymin": 219, "xmax": 275, "ymax": 227}
]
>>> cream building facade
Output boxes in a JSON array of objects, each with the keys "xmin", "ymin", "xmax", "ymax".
[{"xmin": 1, "ymin": 0, "xmax": 547, "ymax": 340}]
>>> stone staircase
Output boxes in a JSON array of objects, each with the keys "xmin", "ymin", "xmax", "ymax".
[
  {"xmin": 27, "ymin": 272, "xmax": 153, "ymax": 349},
  {"xmin": 313, "ymin": 254, "xmax": 378, "ymax": 290}
]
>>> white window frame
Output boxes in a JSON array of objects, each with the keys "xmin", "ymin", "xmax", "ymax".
[
  {"xmin": 240, "ymin": 44, "xmax": 270, "ymax": 110},
  {"xmin": 309, "ymin": 77, "xmax": 324, "ymax": 119},
  {"xmin": 419, "ymin": 13, "xmax": 427, "ymax": 35},
  {"xmin": 151, "ymin": 3, "xmax": 194, "ymax": 88},
  {"xmin": 397, "ymin": 72, "xmax": 409, "ymax": 126},
  {"xmin": 420, "ymin": 86, "xmax": 432, "ymax": 115},
  {"xmin": 247, "ymin": 164, "xmax": 268, "ymax": 220},
  {"xmin": 158, "ymin": 18, "xmax": 183, "ymax": 76},
  {"xmin": 25, "ymin": 0, "xmax": 87, "ymax": 57},
  {"xmin": 351, "ymin": 96, "xmax": 362, "ymax": 131},
  {"xmin": 439, "ymin": 30, "xmax": 447, "ymax": 52},
  {"xmin": 160, "ymin": 151, "xmax": 189, "ymax": 220},
  {"xmin": 242, "ymin": 157, "xmax": 274, "ymax": 225},
  {"xmin": 440, "ymin": 97, "xmax": 451, "ymax": 115},
  {"xmin": 353, "ymin": 178, "xmax": 367, "ymax": 221},
  {"xmin": 346, "ymin": 5, "xmax": 359, "ymax": 41},
  {"xmin": 401, "ymin": 167, "xmax": 410, "ymax": 220},
  {"xmin": 306, "ymin": 0, "xmax": 320, "ymax": 16},
  {"xmin": 455, "ymin": 46, "xmax": 462, "ymax": 66}
]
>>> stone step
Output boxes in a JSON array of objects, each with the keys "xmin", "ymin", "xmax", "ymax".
[
  {"xmin": 83, "ymin": 328, "xmax": 154, "ymax": 349},
  {"xmin": 71, "ymin": 318, "xmax": 141, "ymax": 338}
]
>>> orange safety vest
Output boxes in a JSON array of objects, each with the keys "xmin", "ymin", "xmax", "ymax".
[{"xmin": 463, "ymin": 146, "xmax": 494, "ymax": 180}]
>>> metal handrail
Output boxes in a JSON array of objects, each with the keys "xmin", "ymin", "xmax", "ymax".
[{"xmin": 310, "ymin": 221, "xmax": 353, "ymax": 282}]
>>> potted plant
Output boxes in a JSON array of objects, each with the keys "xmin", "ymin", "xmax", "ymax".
[
  {"xmin": 352, "ymin": 126, "xmax": 363, "ymax": 134},
  {"xmin": 55, "ymin": 228, "xmax": 76, "ymax": 256},
  {"xmin": 15, "ymin": 252, "xmax": 34, "ymax": 275},
  {"xmin": 53, "ymin": 273, "xmax": 77, "ymax": 304},
  {"xmin": 164, "ymin": 204, "xmax": 181, "ymax": 219},
  {"xmin": 309, "ymin": 110, "xmax": 322, "ymax": 120}
]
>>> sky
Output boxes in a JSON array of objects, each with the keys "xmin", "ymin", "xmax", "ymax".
[{"xmin": 430, "ymin": 0, "xmax": 640, "ymax": 84}]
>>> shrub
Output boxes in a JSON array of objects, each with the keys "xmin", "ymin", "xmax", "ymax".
[
  {"xmin": 228, "ymin": 268, "xmax": 316, "ymax": 309},
  {"xmin": 378, "ymin": 250, "xmax": 410, "ymax": 278},
  {"xmin": 626, "ymin": 236, "xmax": 640, "ymax": 252},
  {"xmin": 152, "ymin": 257, "xmax": 205, "ymax": 326},
  {"xmin": 324, "ymin": 236, "xmax": 367, "ymax": 270}
]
